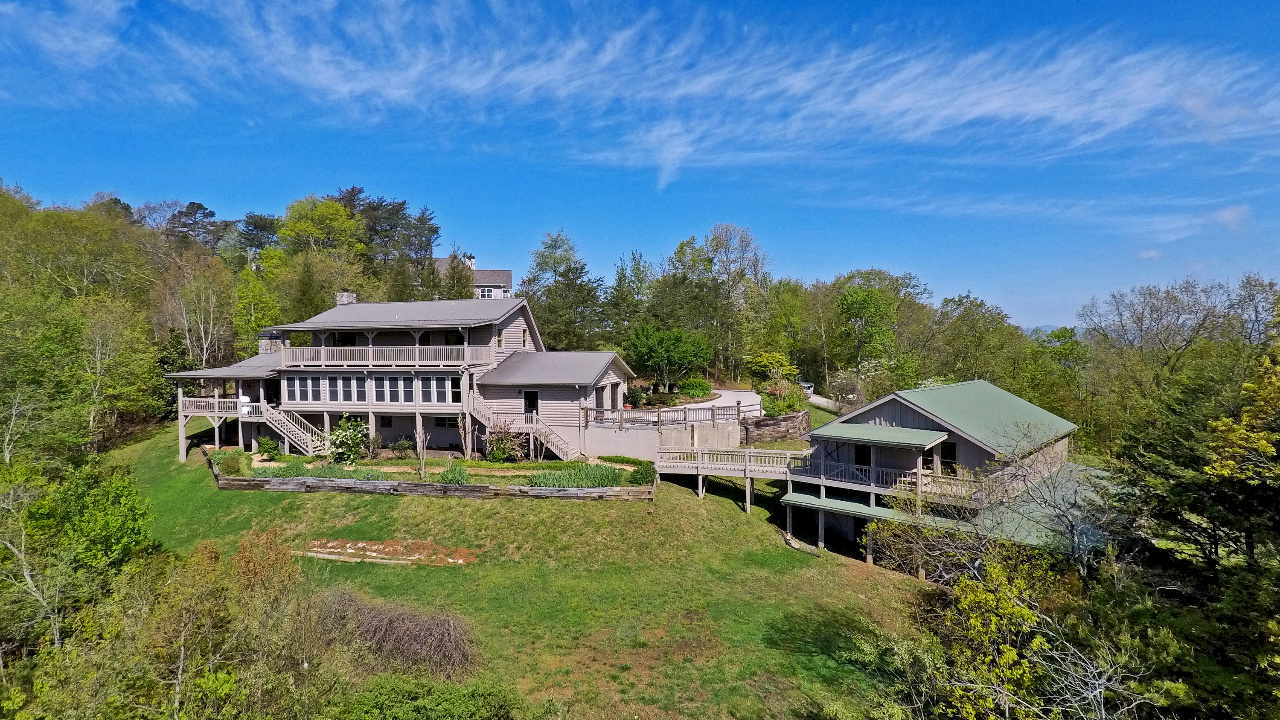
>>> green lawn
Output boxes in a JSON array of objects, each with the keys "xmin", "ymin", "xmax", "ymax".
[
  {"xmin": 118, "ymin": 425, "xmax": 918, "ymax": 719},
  {"xmin": 804, "ymin": 402, "xmax": 838, "ymax": 428}
]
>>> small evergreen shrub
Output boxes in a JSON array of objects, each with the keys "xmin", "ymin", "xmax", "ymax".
[
  {"xmin": 624, "ymin": 385, "xmax": 647, "ymax": 407},
  {"xmin": 256, "ymin": 436, "xmax": 281, "ymax": 461},
  {"xmin": 628, "ymin": 461, "xmax": 657, "ymax": 486},
  {"xmin": 437, "ymin": 461, "xmax": 469, "ymax": 485},
  {"xmin": 217, "ymin": 454, "xmax": 244, "ymax": 477},
  {"xmin": 526, "ymin": 463, "xmax": 624, "ymax": 488},
  {"xmin": 390, "ymin": 437, "xmax": 415, "ymax": 459},
  {"xmin": 677, "ymin": 377, "xmax": 713, "ymax": 398}
]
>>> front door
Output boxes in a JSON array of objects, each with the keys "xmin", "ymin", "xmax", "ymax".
[{"xmin": 523, "ymin": 390, "xmax": 539, "ymax": 416}]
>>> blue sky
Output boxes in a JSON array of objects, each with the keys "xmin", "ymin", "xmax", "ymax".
[{"xmin": 1, "ymin": 0, "xmax": 1277, "ymax": 325}]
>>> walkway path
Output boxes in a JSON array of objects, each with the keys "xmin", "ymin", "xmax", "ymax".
[{"xmin": 680, "ymin": 389, "xmax": 762, "ymax": 409}]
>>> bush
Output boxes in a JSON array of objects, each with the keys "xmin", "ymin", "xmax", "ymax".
[
  {"xmin": 321, "ymin": 589, "xmax": 474, "ymax": 678},
  {"xmin": 217, "ymin": 454, "xmax": 244, "ymax": 477},
  {"xmin": 252, "ymin": 460, "xmax": 389, "ymax": 481},
  {"xmin": 597, "ymin": 455, "xmax": 647, "ymax": 466},
  {"xmin": 526, "ymin": 462, "xmax": 624, "ymax": 488},
  {"xmin": 256, "ymin": 436, "xmax": 281, "ymax": 461},
  {"xmin": 761, "ymin": 381, "xmax": 805, "ymax": 417},
  {"xmin": 437, "ymin": 461, "xmax": 469, "ymax": 485},
  {"xmin": 483, "ymin": 419, "xmax": 527, "ymax": 463},
  {"xmin": 624, "ymin": 385, "xmax": 647, "ymax": 407},
  {"xmin": 628, "ymin": 461, "xmax": 657, "ymax": 486},
  {"xmin": 745, "ymin": 352, "xmax": 799, "ymax": 384},
  {"xmin": 390, "ymin": 437, "xmax": 415, "ymax": 460},
  {"xmin": 326, "ymin": 675, "xmax": 518, "ymax": 720},
  {"xmin": 328, "ymin": 415, "xmax": 370, "ymax": 463},
  {"xmin": 677, "ymin": 377, "xmax": 713, "ymax": 398}
]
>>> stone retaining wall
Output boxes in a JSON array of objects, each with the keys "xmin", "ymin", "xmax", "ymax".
[{"xmin": 740, "ymin": 411, "xmax": 812, "ymax": 444}]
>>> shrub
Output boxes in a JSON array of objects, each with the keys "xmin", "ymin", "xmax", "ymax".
[
  {"xmin": 252, "ymin": 461, "xmax": 388, "ymax": 481},
  {"xmin": 390, "ymin": 437, "xmax": 415, "ymax": 460},
  {"xmin": 745, "ymin": 352, "xmax": 799, "ymax": 384},
  {"xmin": 526, "ymin": 462, "xmax": 624, "ymax": 488},
  {"xmin": 628, "ymin": 461, "xmax": 657, "ymax": 486},
  {"xmin": 597, "ymin": 455, "xmax": 647, "ymax": 466},
  {"xmin": 321, "ymin": 589, "xmax": 474, "ymax": 678},
  {"xmin": 677, "ymin": 377, "xmax": 713, "ymax": 399},
  {"xmin": 326, "ymin": 675, "xmax": 518, "ymax": 720},
  {"xmin": 761, "ymin": 381, "xmax": 805, "ymax": 417},
  {"xmin": 217, "ymin": 454, "xmax": 244, "ymax": 477},
  {"xmin": 483, "ymin": 419, "xmax": 527, "ymax": 463},
  {"xmin": 624, "ymin": 385, "xmax": 647, "ymax": 407},
  {"xmin": 437, "ymin": 461, "xmax": 469, "ymax": 485},
  {"xmin": 328, "ymin": 415, "xmax": 370, "ymax": 463},
  {"xmin": 256, "ymin": 436, "xmax": 281, "ymax": 461}
]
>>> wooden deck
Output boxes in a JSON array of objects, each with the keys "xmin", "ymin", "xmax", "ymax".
[{"xmin": 655, "ymin": 446, "xmax": 812, "ymax": 513}]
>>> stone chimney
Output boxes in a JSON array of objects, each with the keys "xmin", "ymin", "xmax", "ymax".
[
  {"xmin": 257, "ymin": 331, "xmax": 285, "ymax": 356},
  {"xmin": 336, "ymin": 289, "xmax": 357, "ymax": 306}
]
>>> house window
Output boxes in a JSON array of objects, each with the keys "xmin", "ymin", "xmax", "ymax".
[
  {"xmin": 388, "ymin": 376, "xmax": 400, "ymax": 403},
  {"xmin": 522, "ymin": 328, "xmax": 528, "ymax": 347},
  {"xmin": 853, "ymin": 444, "xmax": 871, "ymax": 467},
  {"xmin": 450, "ymin": 376, "xmax": 462, "ymax": 404},
  {"xmin": 374, "ymin": 376, "xmax": 386, "ymax": 403},
  {"xmin": 497, "ymin": 333, "xmax": 503, "ymax": 348},
  {"xmin": 328, "ymin": 376, "xmax": 338, "ymax": 401},
  {"xmin": 355, "ymin": 377, "xmax": 367, "ymax": 402},
  {"xmin": 402, "ymin": 377, "xmax": 414, "ymax": 403},
  {"xmin": 435, "ymin": 417, "xmax": 459, "ymax": 428},
  {"xmin": 479, "ymin": 287, "xmax": 494, "ymax": 299},
  {"xmin": 286, "ymin": 377, "xmax": 297, "ymax": 402},
  {"xmin": 503, "ymin": 289, "xmax": 512, "ymax": 297},
  {"xmin": 341, "ymin": 377, "xmax": 353, "ymax": 402},
  {"xmin": 435, "ymin": 376, "xmax": 447, "ymax": 403},
  {"xmin": 380, "ymin": 416, "xmax": 393, "ymax": 428},
  {"xmin": 941, "ymin": 442, "xmax": 958, "ymax": 475}
]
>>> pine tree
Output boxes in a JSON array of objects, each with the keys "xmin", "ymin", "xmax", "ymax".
[
  {"xmin": 385, "ymin": 255, "xmax": 417, "ymax": 302},
  {"xmin": 442, "ymin": 251, "xmax": 475, "ymax": 300}
]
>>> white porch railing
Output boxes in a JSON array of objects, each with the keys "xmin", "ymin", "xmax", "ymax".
[
  {"xmin": 790, "ymin": 458, "xmax": 979, "ymax": 499},
  {"xmin": 282, "ymin": 345, "xmax": 493, "ymax": 367},
  {"xmin": 180, "ymin": 398, "xmax": 241, "ymax": 414},
  {"xmin": 586, "ymin": 402, "xmax": 762, "ymax": 428},
  {"xmin": 656, "ymin": 446, "xmax": 811, "ymax": 477}
]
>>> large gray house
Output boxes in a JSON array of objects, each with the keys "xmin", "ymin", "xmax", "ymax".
[{"xmin": 170, "ymin": 296, "xmax": 747, "ymax": 462}]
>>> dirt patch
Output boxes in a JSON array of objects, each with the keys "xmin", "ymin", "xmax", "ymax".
[{"xmin": 301, "ymin": 538, "xmax": 478, "ymax": 566}]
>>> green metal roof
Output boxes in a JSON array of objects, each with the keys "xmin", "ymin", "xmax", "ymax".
[
  {"xmin": 893, "ymin": 380, "xmax": 1076, "ymax": 454},
  {"xmin": 808, "ymin": 423, "xmax": 947, "ymax": 449}
]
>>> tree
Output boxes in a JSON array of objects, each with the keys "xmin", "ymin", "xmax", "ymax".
[
  {"xmin": 79, "ymin": 297, "xmax": 164, "ymax": 448},
  {"xmin": 518, "ymin": 231, "xmax": 603, "ymax": 350},
  {"xmin": 153, "ymin": 252, "xmax": 236, "ymax": 369},
  {"xmin": 601, "ymin": 251, "xmax": 653, "ymax": 346},
  {"xmin": 837, "ymin": 285, "xmax": 896, "ymax": 403},
  {"xmin": 623, "ymin": 324, "xmax": 712, "ymax": 391},
  {"xmin": 385, "ymin": 254, "xmax": 417, "ymax": 302},
  {"xmin": 164, "ymin": 201, "xmax": 233, "ymax": 251},
  {"xmin": 278, "ymin": 195, "xmax": 366, "ymax": 260},
  {"xmin": 232, "ymin": 267, "xmax": 281, "ymax": 359},
  {"xmin": 441, "ymin": 250, "xmax": 475, "ymax": 300}
]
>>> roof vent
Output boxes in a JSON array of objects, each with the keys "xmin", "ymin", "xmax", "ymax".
[{"xmin": 336, "ymin": 290, "xmax": 357, "ymax": 306}]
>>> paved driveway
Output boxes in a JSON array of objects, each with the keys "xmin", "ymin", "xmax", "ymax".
[{"xmin": 679, "ymin": 389, "xmax": 762, "ymax": 408}]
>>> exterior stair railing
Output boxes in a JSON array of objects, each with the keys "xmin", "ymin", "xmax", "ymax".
[{"xmin": 261, "ymin": 404, "xmax": 328, "ymax": 456}]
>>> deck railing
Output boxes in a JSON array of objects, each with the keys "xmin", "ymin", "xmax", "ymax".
[
  {"xmin": 180, "ymin": 398, "xmax": 242, "ymax": 414},
  {"xmin": 586, "ymin": 402, "xmax": 762, "ymax": 428},
  {"xmin": 282, "ymin": 345, "xmax": 493, "ymax": 367},
  {"xmin": 790, "ymin": 458, "xmax": 979, "ymax": 499},
  {"xmin": 656, "ymin": 446, "xmax": 811, "ymax": 476}
]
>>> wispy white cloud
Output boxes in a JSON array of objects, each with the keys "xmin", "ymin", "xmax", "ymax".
[
  {"xmin": 1, "ymin": 0, "xmax": 1277, "ymax": 244},
  {"xmin": 1137, "ymin": 249, "xmax": 1162, "ymax": 260}
]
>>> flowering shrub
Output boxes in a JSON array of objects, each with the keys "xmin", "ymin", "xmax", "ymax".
[
  {"xmin": 328, "ymin": 416, "xmax": 370, "ymax": 463},
  {"xmin": 761, "ymin": 381, "xmax": 805, "ymax": 417}
]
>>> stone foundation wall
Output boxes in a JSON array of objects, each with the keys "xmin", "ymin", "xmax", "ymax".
[{"xmin": 740, "ymin": 411, "xmax": 812, "ymax": 444}]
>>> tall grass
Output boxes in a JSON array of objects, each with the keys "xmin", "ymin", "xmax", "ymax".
[{"xmin": 525, "ymin": 463, "xmax": 625, "ymax": 488}]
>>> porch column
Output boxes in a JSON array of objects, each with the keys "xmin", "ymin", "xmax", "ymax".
[
  {"xmin": 915, "ymin": 450, "xmax": 924, "ymax": 516},
  {"xmin": 697, "ymin": 474, "xmax": 704, "ymax": 498},
  {"xmin": 870, "ymin": 445, "xmax": 878, "ymax": 487},
  {"xmin": 786, "ymin": 505, "xmax": 793, "ymax": 537},
  {"xmin": 177, "ymin": 383, "xmax": 187, "ymax": 461},
  {"xmin": 323, "ymin": 412, "xmax": 330, "ymax": 435},
  {"xmin": 818, "ymin": 510, "xmax": 825, "ymax": 549},
  {"xmin": 415, "ymin": 412, "xmax": 423, "ymax": 455},
  {"xmin": 212, "ymin": 383, "xmax": 221, "ymax": 450},
  {"xmin": 865, "ymin": 524, "xmax": 874, "ymax": 565}
]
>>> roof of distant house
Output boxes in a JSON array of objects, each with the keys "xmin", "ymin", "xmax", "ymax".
[
  {"xmin": 430, "ymin": 258, "xmax": 512, "ymax": 288},
  {"xmin": 477, "ymin": 351, "xmax": 635, "ymax": 387},
  {"xmin": 165, "ymin": 351, "xmax": 282, "ymax": 380},
  {"xmin": 268, "ymin": 298, "xmax": 527, "ymax": 331}
]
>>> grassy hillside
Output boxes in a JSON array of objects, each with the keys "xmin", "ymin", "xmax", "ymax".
[{"xmin": 117, "ymin": 426, "xmax": 919, "ymax": 719}]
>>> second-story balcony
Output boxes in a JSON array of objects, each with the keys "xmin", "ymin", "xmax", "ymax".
[{"xmin": 282, "ymin": 345, "xmax": 493, "ymax": 368}]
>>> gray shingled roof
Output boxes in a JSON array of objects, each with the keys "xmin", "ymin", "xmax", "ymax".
[
  {"xmin": 165, "ymin": 352, "xmax": 283, "ymax": 379},
  {"xmin": 477, "ymin": 351, "xmax": 634, "ymax": 386},
  {"xmin": 269, "ymin": 298, "xmax": 526, "ymax": 331},
  {"xmin": 431, "ymin": 259, "xmax": 511, "ymax": 288}
]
